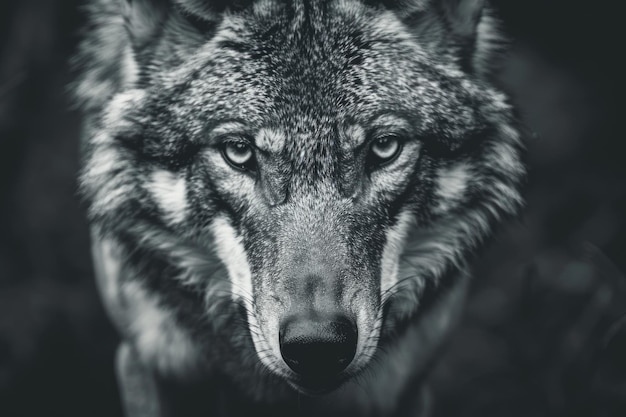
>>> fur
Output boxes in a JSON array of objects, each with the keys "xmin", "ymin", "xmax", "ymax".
[{"xmin": 74, "ymin": 0, "xmax": 525, "ymax": 415}]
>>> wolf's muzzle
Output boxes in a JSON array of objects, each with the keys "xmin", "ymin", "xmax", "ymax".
[{"xmin": 279, "ymin": 313, "xmax": 357, "ymax": 387}]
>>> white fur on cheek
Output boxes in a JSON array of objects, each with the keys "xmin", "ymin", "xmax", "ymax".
[
  {"xmin": 434, "ymin": 163, "xmax": 470, "ymax": 213},
  {"xmin": 210, "ymin": 217, "xmax": 277, "ymax": 371},
  {"xmin": 210, "ymin": 217, "xmax": 253, "ymax": 302},
  {"xmin": 92, "ymin": 234, "xmax": 202, "ymax": 376},
  {"xmin": 146, "ymin": 170, "xmax": 188, "ymax": 225},
  {"xmin": 84, "ymin": 146, "xmax": 135, "ymax": 215},
  {"xmin": 102, "ymin": 89, "xmax": 145, "ymax": 132},
  {"xmin": 124, "ymin": 281, "xmax": 201, "ymax": 376},
  {"xmin": 380, "ymin": 211, "xmax": 415, "ymax": 302},
  {"xmin": 119, "ymin": 44, "xmax": 139, "ymax": 88}
]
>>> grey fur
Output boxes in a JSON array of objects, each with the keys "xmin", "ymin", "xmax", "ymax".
[{"xmin": 74, "ymin": 1, "xmax": 525, "ymax": 416}]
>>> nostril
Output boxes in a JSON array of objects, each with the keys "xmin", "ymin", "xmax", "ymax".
[
  {"xmin": 281, "ymin": 335, "xmax": 354, "ymax": 375},
  {"xmin": 279, "ymin": 315, "xmax": 357, "ymax": 382}
]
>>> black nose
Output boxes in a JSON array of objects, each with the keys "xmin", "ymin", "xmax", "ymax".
[{"xmin": 279, "ymin": 314, "xmax": 357, "ymax": 382}]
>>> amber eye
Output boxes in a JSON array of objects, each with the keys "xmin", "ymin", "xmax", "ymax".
[
  {"xmin": 369, "ymin": 135, "xmax": 403, "ymax": 166},
  {"xmin": 222, "ymin": 141, "xmax": 256, "ymax": 171}
]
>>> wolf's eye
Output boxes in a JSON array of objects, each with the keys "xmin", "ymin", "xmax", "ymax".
[
  {"xmin": 222, "ymin": 141, "xmax": 256, "ymax": 171},
  {"xmin": 369, "ymin": 135, "xmax": 403, "ymax": 167}
]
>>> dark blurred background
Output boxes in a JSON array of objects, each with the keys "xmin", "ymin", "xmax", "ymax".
[{"xmin": 0, "ymin": 1, "xmax": 623, "ymax": 416}]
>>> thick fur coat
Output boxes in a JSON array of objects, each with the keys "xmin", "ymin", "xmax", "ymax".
[{"xmin": 74, "ymin": 0, "xmax": 525, "ymax": 416}]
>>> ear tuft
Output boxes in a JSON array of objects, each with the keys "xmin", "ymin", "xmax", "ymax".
[
  {"xmin": 442, "ymin": 0, "xmax": 484, "ymax": 37},
  {"xmin": 122, "ymin": 1, "xmax": 244, "ymax": 45},
  {"xmin": 471, "ymin": 6, "xmax": 506, "ymax": 78},
  {"xmin": 385, "ymin": 0, "xmax": 504, "ymax": 77},
  {"xmin": 122, "ymin": 0, "xmax": 168, "ymax": 48}
]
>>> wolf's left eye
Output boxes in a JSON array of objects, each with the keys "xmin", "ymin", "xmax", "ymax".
[
  {"xmin": 369, "ymin": 135, "xmax": 403, "ymax": 167},
  {"xmin": 222, "ymin": 141, "xmax": 256, "ymax": 171}
]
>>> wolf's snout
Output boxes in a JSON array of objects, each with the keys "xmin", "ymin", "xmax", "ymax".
[{"xmin": 279, "ymin": 314, "xmax": 357, "ymax": 383}]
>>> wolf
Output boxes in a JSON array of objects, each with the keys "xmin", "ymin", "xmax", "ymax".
[{"xmin": 73, "ymin": 0, "xmax": 525, "ymax": 416}]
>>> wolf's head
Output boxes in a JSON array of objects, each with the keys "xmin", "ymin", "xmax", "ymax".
[{"xmin": 78, "ymin": 0, "xmax": 524, "ymax": 394}]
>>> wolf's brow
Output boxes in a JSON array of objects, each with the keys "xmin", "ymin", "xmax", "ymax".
[
  {"xmin": 369, "ymin": 114, "xmax": 411, "ymax": 133},
  {"xmin": 209, "ymin": 121, "xmax": 248, "ymax": 139},
  {"xmin": 343, "ymin": 124, "xmax": 367, "ymax": 150},
  {"xmin": 256, "ymin": 128, "xmax": 286, "ymax": 153},
  {"xmin": 209, "ymin": 123, "xmax": 286, "ymax": 153}
]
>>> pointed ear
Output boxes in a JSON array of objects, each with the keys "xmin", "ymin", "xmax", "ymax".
[
  {"xmin": 121, "ymin": 0, "xmax": 233, "ymax": 48},
  {"xmin": 121, "ymin": 0, "xmax": 240, "ymax": 75},
  {"xmin": 441, "ymin": 0, "xmax": 485, "ymax": 38},
  {"xmin": 387, "ymin": 0, "xmax": 503, "ymax": 77},
  {"xmin": 122, "ymin": 0, "xmax": 254, "ymax": 45},
  {"xmin": 122, "ymin": 0, "xmax": 169, "ymax": 49}
]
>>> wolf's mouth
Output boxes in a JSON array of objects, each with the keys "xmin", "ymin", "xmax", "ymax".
[{"xmin": 286, "ymin": 373, "xmax": 350, "ymax": 396}]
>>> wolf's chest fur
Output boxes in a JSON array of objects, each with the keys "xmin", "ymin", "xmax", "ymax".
[{"xmin": 74, "ymin": 0, "xmax": 524, "ymax": 415}]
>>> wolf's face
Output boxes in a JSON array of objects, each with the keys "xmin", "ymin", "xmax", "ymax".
[{"xmin": 79, "ymin": 0, "xmax": 524, "ymax": 394}]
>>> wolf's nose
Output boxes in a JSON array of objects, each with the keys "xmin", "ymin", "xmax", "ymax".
[{"xmin": 279, "ymin": 314, "xmax": 357, "ymax": 382}]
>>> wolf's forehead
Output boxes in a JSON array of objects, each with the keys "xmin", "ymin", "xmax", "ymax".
[{"xmin": 169, "ymin": 0, "xmax": 488, "ymax": 150}]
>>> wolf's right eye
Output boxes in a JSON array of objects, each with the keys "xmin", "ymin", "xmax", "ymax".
[
  {"xmin": 221, "ymin": 141, "xmax": 256, "ymax": 171},
  {"xmin": 368, "ymin": 135, "xmax": 403, "ymax": 168}
]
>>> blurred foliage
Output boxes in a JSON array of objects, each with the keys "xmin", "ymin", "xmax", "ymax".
[
  {"xmin": 0, "ymin": 1, "xmax": 623, "ymax": 416},
  {"xmin": 432, "ymin": 244, "xmax": 626, "ymax": 417}
]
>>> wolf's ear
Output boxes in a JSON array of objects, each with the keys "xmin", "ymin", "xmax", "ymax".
[
  {"xmin": 440, "ymin": 0, "xmax": 485, "ymax": 38},
  {"xmin": 174, "ymin": 0, "xmax": 253, "ymax": 16},
  {"xmin": 121, "ymin": 0, "xmax": 218, "ymax": 47},
  {"xmin": 121, "ymin": 0, "xmax": 168, "ymax": 49},
  {"xmin": 385, "ymin": 0, "xmax": 503, "ymax": 77},
  {"xmin": 122, "ymin": 0, "xmax": 252, "ymax": 48}
]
